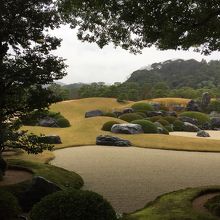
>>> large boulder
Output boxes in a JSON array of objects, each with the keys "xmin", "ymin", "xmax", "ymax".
[
  {"xmin": 201, "ymin": 92, "xmax": 211, "ymax": 109},
  {"xmin": 85, "ymin": 110, "xmax": 104, "ymax": 118},
  {"xmin": 211, "ymin": 117, "xmax": 220, "ymax": 129},
  {"xmin": 37, "ymin": 116, "xmax": 59, "ymax": 127},
  {"xmin": 165, "ymin": 111, "xmax": 178, "ymax": 117},
  {"xmin": 179, "ymin": 116, "xmax": 199, "ymax": 126},
  {"xmin": 186, "ymin": 100, "xmax": 201, "ymax": 112},
  {"xmin": 111, "ymin": 124, "xmax": 144, "ymax": 134},
  {"xmin": 38, "ymin": 135, "xmax": 62, "ymax": 144},
  {"xmin": 172, "ymin": 105, "xmax": 185, "ymax": 112},
  {"xmin": 20, "ymin": 176, "xmax": 61, "ymax": 212},
  {"xmin": 96, "ymin": 135, "xmax": 131, "ymax": 146},
  {"xmin": 122, "ymin": 108, "xmax": 134, "ymax": 114},
  {"xmin": 183, "ymin": 122, "xmax": 200, "ymax": 132},
  {"xmin": 197, "ymin": 130, "xmax": 210, "ymax": 137},
  {"xmin": 151, "ymin": 103, "xmax": 161, "ymax": 111},
  {"xmin": 210, "ymin": 111, "xmax": 220, "ymax": 118}
]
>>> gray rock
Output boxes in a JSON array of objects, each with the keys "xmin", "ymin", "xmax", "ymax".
[
  {"xmin": 183, "ymin": 122, "xmax": 200, "ymax": 132},
  {"xmin": 20, "ymin": 176, "xmax": 61, "ymax": 211},
  {"xmin": 201, "ymin": 92, "xmax": 211, "ymax": 109},
  {"xmin": 154, "ymin": 122, "xmax": 169, "ymax": 135},
  {"xmin": 172, "ymin": 105, "xmax": 185, "ymax": 112},
  {"xmin": 146, "ymin": 111, "xmax": 164, "ymax": 117},
  {"xmin": 122, "ymin": 108, "xmax": 134, "ymax": 114},
  {"xmin": 112, "ymin": 111, "xmax": 123, "ymax": 117},
  {"xmin": 210, "ymin": 111, "xmax": 220, "ymax": 118},
  {"xmin": 211, "ymin": 117, "xmax": 220, "ymax": 129},
  {"xmin": 186, "ymin": 100, "xmax": 201, "ymax": 112},
  {"xmin": 96, "ymin": 135, "xmax": 131, "ymax": 146},
  {"xmin": 38, "ymin": 116, "xmax": 59, "ymax": 127},
  {"xmin": 111, "ymin": 124, "xmax": 144, "ymax": 134},
  {"xmin": 200, "ymin": 122, "xmax": 211, "ymax": 130},
  {"xmin": 85, "ymin": 110, "xmax": 104, "ymax": 118},
  {"xmin": 151, "ymin": 103, "xmax": 161, "ymax": 111},
  {"xmin": 165, "ymin": 111, "xmax": 178, "ymax": 117},
  {"xmin": 197, "ymin": 130, "xmax": 210, "ymax": 137},
  {"xmin": 38, "ymin": 135, "xmax": 62, "ymax": 144},
  {"xmin": 179, "ymin": 116, "xmax": 199, "ymax": 126}
]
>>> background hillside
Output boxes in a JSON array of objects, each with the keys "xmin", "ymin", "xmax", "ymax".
[
  {"xmin": 127, "ymin": 59, "xmax": 220, "ymax": 88},
  {"xmin": 53, "ymin": 59, "xmax": 220, "ymax": 101}
]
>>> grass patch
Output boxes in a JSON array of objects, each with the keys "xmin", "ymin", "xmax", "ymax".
[{"xmin": 122, "ymin": 186, "xmax": 220, "ymax": 220}]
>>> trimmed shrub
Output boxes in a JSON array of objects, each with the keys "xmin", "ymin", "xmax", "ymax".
[
  {"xmin": 0, "ymin": 157, "xmax": 7, "ymax": 175},
  {"xmin": 149, "ymin": 116, "xmax": 163, "ymax": 122},
  {"xmin": 136, "ymin": 112, "xmax": 147, "ymax": 118},
  {"xmin": 157, "ymin": 119, "xmax": 170, "ymax": 126},
  {"xmin": 119, "ymin": 113, "xmax": 144, "ymax": 122},
  {"xmin": 179, "ymin": 111, "xmax": 210, "ymax": 125},
  {"xmin": 205, "ymin": 194, "xmax": 220, "ymax": 217},
  {"xmin": 173, "ymin": 120, "xmax": 185, "ymax": 131},
  {"xmin": 164, "ymin": 116, "xmax": 177, "ymax": 124},
  {"xmin": 56, "ymin": 117, "xmax": 71, "ymax": 127},
  {"xmin": 208, "ymin": 100, "xmax": 220, "ymax": 113},
  {"xmin": 0, "ymin": 190, "xmax": 21, "ymax": 220},
  {"xmin": 30, "ymin": 190, "xmax": 117, "ymax": 220},
  {"xmin": 131, "ymin": 102, "xmax": 154, "ymax": 112},
  {"xmin": 131, "ymin": 120, "xmax": 158, "ymax": 133},
  {"xmin": 154, "ymin": 122, "xmax": 169, "ymax": 135},
  {"xmin": 165, "ymin": 125, "xmax": 174, "ymax": 132},
  {"xmin": 102, "ymin": 121, "xmax": 120, "ymax": 131},
  {"xmin": 103, "ymin": 112, "xmax": 117, "ymax": 118}
]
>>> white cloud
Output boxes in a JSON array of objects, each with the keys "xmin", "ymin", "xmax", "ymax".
[{"xmin": 51, "ymin": 26, "xmax": 220, "ymax": 84}]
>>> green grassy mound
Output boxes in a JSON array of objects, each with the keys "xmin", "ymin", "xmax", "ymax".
[
  {"xmin": 30, "ymin": 190, "xmax": 117, "ymax": 220},
  {"xmin": 179, "ymin": 111, "xmax": 210, "ymax": 125},
  {"xmin": 131, "ymin": 102, "xmax": 154, "ymax": 112},
  {"xmin": 149, "ymin": 116, "xmax": 163, "ymax": 122},
  {"xmin": 119, "ymin": 113, "xmax": 144, "ymax": 122},
  {"xmin": 123, "ymin": 187, "xmax": 220, "ymax": 220},
  {"xmin": 173, "ymin": 119, "xmax": 185, "ymax": 131},
  {"xmin": 102, "ymin": 121, "xmax": 120, "ymax": 131},
  {"xmin": 131, "ymin": 120, "xmax": 158, "ymax": 134},
  {"xmin": 164, "ymin": 116, "xmax": 177, "ymax": 124},
  {"xmin": 157, "ymin": 119, "xmax": 170, "ymax": 126}
]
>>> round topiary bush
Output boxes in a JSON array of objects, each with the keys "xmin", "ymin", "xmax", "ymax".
[
  {"xmin": 56, "ymin": 117, "xmax": 71, "ymax": 127},
  {"xmin": 0, "ymin": 157, "xmax": 7, "ymax": 175},
  {"xmin": 102, "ymin": 121, "xmax": 120, "ymax": 131},
  {"xmin": 154, "ymin": 122, "xmax": 169, "ymax": 135},
  {"xmin": 103, "ymin": 112, "xmax": 117, "ymax": 118},
  {"xmin": 119, "ymin": 113, "xmax": 144, "ymax": 122},
  {"xmin": 208, "ymin": 100, "xmax": 220, "ymax": 113},
  {"xmin": 131, "ymin": 102, "xmax": 154, "ymax": 112},
  {"xmin": 131, "ymin": 120, "xmax": 158, "ymax": 133},
  {"xmin": 179, "ymin": 111, "xmax": 210, "ymax": 125},
  {"xmin": 30, "ymin": 190, "xmax": 117, "ymax": 220},
  {"xmin": 149, "ymin": 116, "xmax": 163, "ymax": 122},
  {"xmin": 0, "ymin": 190, "xmax": 21, "ymax": 220},
  {"xmin": 204, "ymin": 194, "xmax": 220, "ymax": 217},
  {"xmin": 164, "ymin": 116, "xmax": 177, "ymax": 124},
  {"xmin": 157, "ymin": 119, "xmax": 170, "ymax": 126},
  {"xmin": 136, "ymin": 112, "xmax": 147, "ymax": 118},
  {"xmin": 173, "ymin": 120, "xmax": 185, "ymax": 131}
]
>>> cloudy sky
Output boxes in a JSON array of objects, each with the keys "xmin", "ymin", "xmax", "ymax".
[{"xmin": 53, "ymin": 26, "xmax": 220, "ymax": 85}]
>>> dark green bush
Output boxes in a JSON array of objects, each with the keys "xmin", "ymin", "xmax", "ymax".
[
  {"xmin": 56, "ymin": 117, "xmax": 71, "ymax": 127},
  {"xmin": 157, "ymin": 119, "xmax": 170, "ymax": 126},
  {"xmin": 173, "ymin": 120, "xmax": 185, "ymax": 131},
  {"xmin": 103, "ymin": 112, "xmax": 117, "ymax": 118},
  {"xmin": 30, "ymin": 190, "xmax": 117, "ymax": 220},
  {"xmin": 131, "ymin": 120, "xmax": 158, "ymax": 133},
  {"xmin": 0, "ymin": 157, "xmax": 7, "ymax": 175},
  {"xmin": 149, "ymin": 116, "xmax": 163, "ymax": 122},
  {"xmin": 179, "ymin": 111, "xmax": 210, "ymax": 125},
  {"xmin": 0, "ymin": 190, "xmax": 21, "ymax": 220},
  {"xmin": 208, "ymin": 100, "xmax": 220, "ymax": 113},
  {"xmin": 204, "ymin": 194, "xmax": 220, "ymax": 217},
  {"xmin": 165, "ymin": 125, "xmax": 174, "ymax": 132},
  {"xmin": 164, "ymin": 116, "xmax": 177, "ymax": 124},
  {"xmin": 154, "ymin": 122, "xmax": 169, "ymax": 135},
  {"xmin": 119, "ymin": 113, "xmax": 144, "ymax": 122},
  {"xmin": 131, "ymin": 102, "xmax": 154, "ymax": 112},
  {"xmin": 102, "ymin": 121, "xmax": 120, "ymax": 131}
]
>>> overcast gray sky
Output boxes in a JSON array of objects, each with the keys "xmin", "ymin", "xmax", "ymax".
[{"xmin": 53, "ymin": 26, "xmax": 220, "ymax": 85}]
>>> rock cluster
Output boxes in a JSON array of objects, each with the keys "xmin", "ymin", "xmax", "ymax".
[{"xmin": 96, "ymin": 135, "xmax": 131, "ymax": 146}]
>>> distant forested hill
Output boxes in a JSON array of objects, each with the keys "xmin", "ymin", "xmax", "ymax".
[{"xmin": 126, "ymin": 59, "xmax": 220, "ymax": 88}]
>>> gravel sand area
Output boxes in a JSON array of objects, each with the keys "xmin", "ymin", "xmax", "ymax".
[
  {"xmin": 0, "ymin": 169, "xmax": 33, "ymax": 186},
  {"xmin": 171, "ymin": 130, "xmax": 220, "ymax": 140},
  {"xmin": 51, "ymin": 146, "xmax": 220, "ymax": 213}
]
